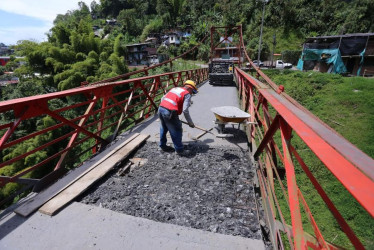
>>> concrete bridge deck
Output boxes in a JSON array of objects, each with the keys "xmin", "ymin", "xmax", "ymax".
[{"xmin": 0, "ymin": 81, "xmax": 264, "ymax": 249}]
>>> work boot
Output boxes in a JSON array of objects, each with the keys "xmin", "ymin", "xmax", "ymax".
[
  {"xmin": 175, "ymin": 149, "xmax": 191, "ymax": 157},
  {"xmin": 160, "ymin": 145, "xmax": 175, "ymax": 152}
]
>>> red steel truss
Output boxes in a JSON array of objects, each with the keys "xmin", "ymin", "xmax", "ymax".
[
  {"xmin": 0, "ymin": 69, "xmax": 208, "ymax": 192},
  {"xmin": 210, "ymin": 25, "xmax": 244, "ymax": 67},
  {"xmin": 236, "ymin": 40, "xmax": 374, "ymax": 248}
]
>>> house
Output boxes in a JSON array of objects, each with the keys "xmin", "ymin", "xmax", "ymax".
[
  {"xmin": 297, "ymin": 33, "xmax": 374, "ymax": 76},
  {"xmin": 0, "ymin": 56, "xmax": 10, "ymax": 66},
  {"xmin": 105, "ymin": 19, "xmax": 117, "ymax": 25},
  {"xmin": 161, "ymin": 32, "xmax": 181, "ymax": 47},
  {"xmin": 145, "ymin": 37, "xmax": 158, "ymax": 45},
  {"xmin": 161, "ymin": 28, "xmax": 192, "ymax": 47},
  {"xmin": 0, "ymin": 44, "xmax": 13, "ymax": 56},
  {"xmin": 144, "ymin": 47, "xmax": 169, "ymax": 66},
  {"xmin": 0, "ymin": 56, "xmax": 25, "ymax": 67},
  {"xmin": 93, "ymin": 28, "xmax": 104, "ymax": 38},
  {"xmin": 126, "ymin": 43, "xmax": 153, "ymax": 66},
  {"xmin": 125, "ymin": 42, "xmax": 170, "ymax": 66},
  {"xmin": 144, "ymin": 47, "xmax": 158, "ymax": 65},
  {"xmin": 213, "ymin": 47, "xmax": 242, "ymax": 62},
  {"xmin": 145, "ymin": 33, "xmax": 162, "ymax": 46}
]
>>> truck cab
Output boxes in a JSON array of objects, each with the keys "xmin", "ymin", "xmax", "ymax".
[{"xmin": 275, "ymin": 60, "xmax": 292, "ymax": 69}]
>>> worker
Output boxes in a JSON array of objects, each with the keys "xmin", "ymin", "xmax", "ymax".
[{"xmin": 158, "ymin": 80, "xmax": 198, "ymax": 155}]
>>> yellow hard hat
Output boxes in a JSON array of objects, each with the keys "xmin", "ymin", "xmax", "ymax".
[{"xmin": 183, "ymin": 80, "xmax": 198, "ymax": 93}]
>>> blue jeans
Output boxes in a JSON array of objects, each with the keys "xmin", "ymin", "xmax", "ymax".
[{"xmin": 158, "ymin": 106, "xmax": 183, "ymax": 152}]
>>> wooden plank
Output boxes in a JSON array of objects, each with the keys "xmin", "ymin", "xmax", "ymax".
[
  {"xmin": 39, "ymin": 134, "xmax": 149, "ymax": 216},
  {"xmin": 193, "ymin": 128, "xmax": 213, "ymax": 140},
  {"xmin": 15, "ymin": 133, "xmax": 140, "ymax": 217}
]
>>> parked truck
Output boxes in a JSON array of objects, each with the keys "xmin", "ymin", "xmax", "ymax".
[
  {"xmin": 208, "ymin": 59, "xmax": 234, "ymax": 86},
  {"xmin": 275, "ymin": 60, "xmax": 292, "ymax": 69}
]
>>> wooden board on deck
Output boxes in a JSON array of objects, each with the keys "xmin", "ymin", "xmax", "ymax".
[
  {"xmin": 15, "ymin": 133, "xmax": 142, "ymax": 217},
  {"xmin": 39, "ymin": 134, "xmax": 149, "ymax": 216}
]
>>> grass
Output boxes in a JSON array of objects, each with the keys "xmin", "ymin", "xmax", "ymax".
[
  {"xmin": 264, "ymin": 69, "xmax": 374, "ymax": 157},
  {"xmin": 260, "ymin": 69, "xmax": 374, "ymax": 248}
]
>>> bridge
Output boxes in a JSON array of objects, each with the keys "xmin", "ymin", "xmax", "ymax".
[{"xmin": 0, "ymin": 26, "xmax": 373, "ymax": 249}]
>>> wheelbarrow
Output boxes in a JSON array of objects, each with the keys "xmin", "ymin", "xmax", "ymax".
[{"xmin": 211, "ymin": 106, "xmax": 251, "ymax": 135}]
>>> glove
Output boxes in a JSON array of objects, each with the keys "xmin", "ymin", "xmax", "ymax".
[{"xmin": 189, "ymin": 123, "xmax": 195, "ymax": 128}]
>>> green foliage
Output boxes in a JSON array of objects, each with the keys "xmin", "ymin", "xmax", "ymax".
[
  {"xmin": 117, "ymin": 9, "xmax": 143, "ymax": 36},
  {"xmin": 109, "ymin": 53, "xmax": 128, "ymax": 75},
  {"xmin": 197, "ymin": 43, "xmax": 210, "ymax": 62},
  {"xmin": 140, "ymin": 17, "xmax": 163, "ymax": 42},
  {"xmin": 113, "ymin": 34, "xmax": 127, "ymax": 57},
  {"xmin": 281, "ymin": 50, "xmax": 302, "ymax": 65},
  {"xmin": 0, "ymin": 80, "xmax": 47, "ymax": 101},
  {"xmin": 178, "ymin": 38, "xmax": 198, "ymax": 59}
]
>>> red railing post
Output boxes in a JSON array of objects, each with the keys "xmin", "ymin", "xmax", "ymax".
[{"xmin": 279, "ymin": 118, "xmax": 305, "ymax": 249}]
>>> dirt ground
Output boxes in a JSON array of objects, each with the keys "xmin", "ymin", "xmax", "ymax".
[{"xmin": 79, "ymin": 141, "xmax": 263, "ymax": 240}]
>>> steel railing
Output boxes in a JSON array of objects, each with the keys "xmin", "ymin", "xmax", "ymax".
[
  {"xmin": 237, "ymin": 47, "xmax": 374, "ymax": 248},
  {"xmin": 0, "ymin": 68, "xmax": 208, "ymax": 206}
]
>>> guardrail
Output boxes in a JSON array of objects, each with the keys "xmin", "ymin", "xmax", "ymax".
[
  {"xmin": 235, "ymin": 64, "xmax": 374, "ymax": 249},
  {"xmin": 0, "ymin": 68, "xmax": 208, "ymax": 206}
]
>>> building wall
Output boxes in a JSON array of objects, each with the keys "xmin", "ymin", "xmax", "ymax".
[{"xmin": 0, "ymin": 57, "xmax": 10, "ymax": 66}]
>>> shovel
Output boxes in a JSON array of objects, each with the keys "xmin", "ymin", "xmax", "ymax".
[
  {"xmin": 181, "ymin": 121, "xmax": 214, "ymax": 134},
  {"xmin": 181, "ymin": 120, "xmax": 214, "ymax": 140}
]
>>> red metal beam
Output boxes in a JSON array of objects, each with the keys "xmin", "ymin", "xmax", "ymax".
[
  {"xmin": 280, "ymin": 118, "xmax": 305, "ymax": 248},
  {"xmin": 236, "ymin": 67, "xmax": 374, "ymax": 217}
]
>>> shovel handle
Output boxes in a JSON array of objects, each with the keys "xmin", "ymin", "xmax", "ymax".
[{"xmin": 181, "ymin": 120, "xmax": 213, "ymax": 133}]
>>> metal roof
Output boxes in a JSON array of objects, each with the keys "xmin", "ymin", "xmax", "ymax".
[{"xmin": 307, "ymin": 33, "xmax": 374, "ymax": 40}]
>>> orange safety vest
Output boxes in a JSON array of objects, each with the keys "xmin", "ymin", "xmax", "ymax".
[{"xmin": 160, "ymin": 87, "xmax": 189, "ymax": 115}]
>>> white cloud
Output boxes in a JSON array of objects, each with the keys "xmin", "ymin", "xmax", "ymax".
[
  {"xmin": 0, "ymin": 0, "xmax": 93, "ymax": 45},
  {"xmin": 0, "ymin": 0, "xmax": 92, "ymax": 22},
  {"xmin": 0, "ymin": 25, "xmax": 51, "ymax": 44}
]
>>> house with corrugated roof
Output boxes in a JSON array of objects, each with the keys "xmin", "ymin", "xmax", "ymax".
[{"xmin": 297, "ymin": 33, "xmax": 374, "ymax": 76}]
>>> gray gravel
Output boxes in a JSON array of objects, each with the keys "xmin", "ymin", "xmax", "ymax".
[{"xmin": 79, "ymin": 141, "xmax": 262, "ymax": 240}]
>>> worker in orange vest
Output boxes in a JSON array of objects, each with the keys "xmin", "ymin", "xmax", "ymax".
[{"xmin": 158, "ymin": 80, "xmax": 198, "ymax": 155}]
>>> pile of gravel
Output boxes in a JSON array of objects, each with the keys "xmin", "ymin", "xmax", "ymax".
[{"xmin": 79, "ymin": 141, "xmax": 262, "ymax": 240}]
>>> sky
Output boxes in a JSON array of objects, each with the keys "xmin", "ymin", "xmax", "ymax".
[{"xmin": 0, "ymin": 0, "xmax": 92, "ymax": 45}]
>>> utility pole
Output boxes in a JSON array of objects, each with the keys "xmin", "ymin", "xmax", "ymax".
[
  {"xmin": 271, "ymin": 33, "xmax": 276, "ymax": 68},
  {"xmin": 257, "ymin": 0, "xmax": 268, "ymax": 67}
]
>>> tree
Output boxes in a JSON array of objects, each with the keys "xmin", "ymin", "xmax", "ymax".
[
  {"xmin": 117, "ymin": 9, "xmax": 142, "ymax": 36},
  {"xmin": 156, "ymin": 0, "xmax": 186, "ymax": 27},
  {"xmin": 140, "ymin": 17, "xmax": 163, "ymax": 42},
  {"xmin": 113, "ymin": 34, "xmax": 127, "ymax": 57},
  {"xmin": 91, "ymin": 0, "xmax": 101, "ymax": 18},
  {"xmin": 109, "ymin": 53, "xmax": 128, "ymax": 75},
  {"xmin": 49, "ymin": 24, "xmax": 71, "ymax": 47},
  {"xmin": 341, "ymin": 0, "xmax": 374, "ymax": 33}
]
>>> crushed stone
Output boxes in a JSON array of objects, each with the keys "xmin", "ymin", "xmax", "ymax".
[{"xmin": 79, "ymin": 141, "xmax": 262, "ymax": 240}]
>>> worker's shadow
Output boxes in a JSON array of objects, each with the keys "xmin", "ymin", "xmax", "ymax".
[
  {"xmin": 216, "ymin": 127, "xmax": 249, "ymax": 154},
  {"xmin": 182, "ymin": 139, "xmax": 213, "ymax": 157}
]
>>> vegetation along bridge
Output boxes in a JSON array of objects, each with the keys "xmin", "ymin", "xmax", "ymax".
[{"xmin": 0, "ymin": 26, "xmax": 373, "ymax": 249}]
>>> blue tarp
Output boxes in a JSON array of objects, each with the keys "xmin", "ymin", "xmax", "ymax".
[
  {"xmin": 297, "ymin": 48, "xmax": 347, "ymax": 74},
  {"xmin": 357, "ymin": 49, "xmax": 366, "ymax": 76}
]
